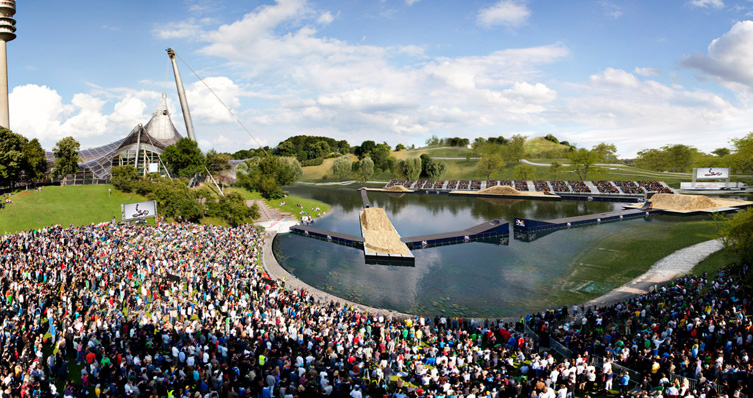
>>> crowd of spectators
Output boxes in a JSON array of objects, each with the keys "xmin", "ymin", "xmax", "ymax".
[
  {"xmin": 612, "ymin": 182, "xmax": 643, "ymax": 195},
  {"xmin": 569, "ymin": 181, "xmax": 592, "ymax": 194},
  {"xmin": 533, "ymin": 181, "xmax": 550, "ymax": 192},
  {"xmin": 513, "ymin": 182, "xmax": 529, "ymax": 192},
  {"xmin": 0, "ymin": 218, "xmax": 749, "ymax": 398},
  {"xmin": 592, "ymin": 181, "xmax": 620, "ymax": 194},
  {"xmin": 470, "ymin": 180, "xmax": 482, "ymax": 190},
  {"xmin": 548, "ymin": 181, "xmax": 571, "ymax": 193},
  {"xmin": 638, "ymin": 182, "xmax": 674, "ymax": 194},
  {"xmin": 486, "ymin": 181, "xmax": 499, "ymax": 188},
  {"xmin": 386, "ymin": 181, "xmax": 409, "ymax": 189}
]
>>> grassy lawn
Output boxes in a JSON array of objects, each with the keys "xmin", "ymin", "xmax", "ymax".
[
  {"xmin": 223, "ymin": 187, "xmax": 332, "ymax": 221},
  {"xmin": 550, "ymin": 218, "xmax": 720, "ymax": 305},
  {"xmin": 1, "ymin": 185, "xmax": 147, "ymax": 235}
]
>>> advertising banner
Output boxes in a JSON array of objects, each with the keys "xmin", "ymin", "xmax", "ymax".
[
  {"xmin": 695, "ymin": 167, "xmax": 729, "ymax": 179},
  {"xmin": 121, "ymin": 200, "xmax": 157, "ymax": 221}
]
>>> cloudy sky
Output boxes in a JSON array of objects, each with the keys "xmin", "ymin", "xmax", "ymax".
[{"xmin": 8, "ymin": 0, "xmax": 753, "ymax": 157}]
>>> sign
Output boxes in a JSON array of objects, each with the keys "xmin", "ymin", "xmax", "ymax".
[
  {"xmin": 121, "ymin": 200, "xmax": 157, "ymax": 221},
  {"xmin": 514, "ymin": 219, "xmax": 525, "ymax": 227},
  {"xmin": 695, "ymin": 167, "xmax": 729, "ymax": 179},
  {"xmin": 148, "ymin": 163, "xmax": 159, "ymax": 173}
]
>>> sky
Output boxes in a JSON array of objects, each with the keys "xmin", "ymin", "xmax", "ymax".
[{"xmin": 7, "ymin": 0, "xmax": 753, "ymax": 158}]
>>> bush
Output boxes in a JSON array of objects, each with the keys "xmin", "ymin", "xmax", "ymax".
[{"xmin": 301, "ymin": 158, "xmax": 324, "ymax": 167}]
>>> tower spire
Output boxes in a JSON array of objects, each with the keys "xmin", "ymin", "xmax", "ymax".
[
  {"xmin": 0, "ymin": 0, "xmax": 16, "ymax": 129},
  {"xmin": 166, "ymin": 48, "xmax": 196, "ymax": 142}
]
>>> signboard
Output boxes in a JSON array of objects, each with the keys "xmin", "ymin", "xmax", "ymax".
[
  {"xmin": 695, "ymin": 167, "xmax": 729, "ymax": 179},
  {"xmin": 148, "ymin": 163, "xmax": 159, "ymax": 173},
  {"xmin": 121, "ymin": 200, "xmax": 157, "ymax": 221}
]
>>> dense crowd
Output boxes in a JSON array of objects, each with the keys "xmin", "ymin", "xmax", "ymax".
[
  {"xmin": 568, "ymin": 181, "xmax": 591, "ymax": 193},
  {"xmin": 592, "ymin": 182, "xmax": 620, "ymax": 194},
  {"xmin": 0, "ymin": 220, "xmax": 748, "ymax": 398}
]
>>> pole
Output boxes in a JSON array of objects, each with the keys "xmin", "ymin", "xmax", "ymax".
[{"xmin": 166, "ymin": 48, "xmax": 197, "ymax": 142}]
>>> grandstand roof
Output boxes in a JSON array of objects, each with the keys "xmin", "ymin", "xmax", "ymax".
[{"xmin": 76, "ymin": 94, "xmax": 183, "ymax": 179}]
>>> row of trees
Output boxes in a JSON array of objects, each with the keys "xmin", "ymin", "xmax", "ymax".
[
  {"xmin": 111, "ymin": 166, "xmax": 258, "ymax": 226},
  {"xmin": 0, "ymin": 127, "xmax": 85, "ymax": 189},
  {"xmin": 634, "ymin": 133, "xmax": 753, "ymax": 174}
]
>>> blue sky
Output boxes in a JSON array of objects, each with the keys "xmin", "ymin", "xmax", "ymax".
[{"xmin": 7, "ymin": 0, "xmax": 753, "ymax": 157}]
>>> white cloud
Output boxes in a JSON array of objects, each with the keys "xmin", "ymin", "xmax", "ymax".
[
  {"xmin": 634, "ymin": 67, "xmax": 662, "ymax": 77},
  {"xmin": 688, "ymin": 0, "xmax": 724, "ymax": 9},
  {"xmin": 317, "ymin": 11, "xmax": 334, "ymax": 25},
  {"xmin": 185, "ymin": 76, "xmax": 243, "ymax": 124},
  {"xmin": 9, "ymin": 84, "xmax": 157, "ymax": 148},
  {"xmin": 590, "ymin": 68, "xmax": 640, "ymax": 87},
  {"xmin": 681, "ymin": 20, "xmax": 753, "ymax": 92},
  {"xmin": 153, "ymin": 19, "xmax": 207, "ymax": 40},
  {"xmin": 406, "ymin": 0, "xmax": 421, "ymax": 5},
  {"xmin": 477, "ymin": 0, "xmax": 531, "ymax": 29}
]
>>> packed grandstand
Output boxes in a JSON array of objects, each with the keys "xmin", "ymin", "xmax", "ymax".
[
  {"xmin": 385, "ymin": 180, "xmax": 675, "ymax": 195},
  {"xmin": 0, "ymin": 220, "xmax": 747, "ymax": 398}
]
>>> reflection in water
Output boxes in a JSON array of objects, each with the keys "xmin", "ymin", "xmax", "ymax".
[{"xmin": 276, "ymin": 185, "xmax": 704, "ymax": 317}]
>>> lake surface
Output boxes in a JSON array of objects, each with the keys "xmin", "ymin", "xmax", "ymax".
[{"xmin": 273, "ymin": 185, "xmax": 718, "ymax": 317}]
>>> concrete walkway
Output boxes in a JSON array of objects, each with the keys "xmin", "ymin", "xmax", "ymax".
[{"xmin": 261, "ymin": 231, "xmax": 412, "ymax": 319}]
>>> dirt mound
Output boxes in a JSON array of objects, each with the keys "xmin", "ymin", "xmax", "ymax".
[
  {"xmin": 386, "ymin": 185, "xmax": 412, "ymax": 192},
  {"xmin": 650, "ymin": 193, "xmax": 722, "ymax": 211},
  {"xmin": 360, "ymin": 208, "xmax": 412, "ymax": 255},
  {"xmin": 478, "ymin": 185, "xmax": 522, "ymax": 196}
]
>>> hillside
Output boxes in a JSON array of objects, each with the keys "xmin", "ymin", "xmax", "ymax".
[{"xmin": 300, "ymin": 138, "xmax": 704, "ymax": 186}]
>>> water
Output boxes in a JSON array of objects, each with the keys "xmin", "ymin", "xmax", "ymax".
[{"xmin": 273, "ymin": 185, "xmax": 715, "ymax": 317}]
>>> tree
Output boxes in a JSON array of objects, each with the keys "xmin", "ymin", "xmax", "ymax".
[
  {"xmin": 549, "ymin": 161, "xmax": 562, "ymax": 181},
  {"xmin": 712, "ymin": 148, "xmax": 730, "ymax": 157},
  {"xmin": 355, "ymin": 140, "xmax": 376, "ymax": 158},
  {"xmin": 148, "ymin": 178, "xmax": 204, "ymax": 222},
  {"xmin": 336, "ymin": 140, "xmax": 351, "ymax": 154},
  {"xmin": 395, "ymin": 144, "xmax": 407, "ymax": 151},
  {"xmin": 399, "ymin": 157, "xmax": 422, "ymax": 181},
  {"xmin": 0, "ymin": 127, "xmax": 27, "ymax": 188},
  {"xmin": 475, "ymin": 143, "xmax": 503, "ymax": 180},
  {"xmin": 206, "ymin": 149, "xmax": 232, "ymax": 174},
  {"xmin": 714, "ymin": 208, "xmax": 753, "ymax": 267},
  {"xmin": 503, "ymin": 134, "xmax": 527, "ymax": 164},
  {"xmin": 426, "ymin": 160, "xmax": 446, "ymax": 181},
  {"xmin": 356, "ymin": 157, "xmax": 374, "ymax": 182},
  {"xmin": 568, "ymin": 148, "xmax": 600, "ymax": 180},
  {"xmin": 51, "ymin": 136, "xmax": 81, "ymax": 179},
  {"xmin": 730, "ymin": 132, "xmax": 753, "ymax": 173},
  {"xmin": 330, "ymin": 156, "xmax": 352, "ymax": 180},
  {"xmin": 544, "ymin": 134, "xmax": 559, "ymax": 144},
  {"xmin": 22, "ymin": 138, "xmax": 48, "ymax": 185},
  {"xmin": 592, "ymin": 142, "xmax": 617, "ymax": 163},
  {"xmin": 162, "ymin": 138, "xmax": 206, "ymax": 178},
  {"xmin": 237, "ymin": 155, "xmax": 302, "ymax": 199},
  {"xmin": 206, "ymin": 192, "xmax": 259, "ymax": 226},
  {"xmin": 514, "ymin": 164, "xmax": 535, "ymax": 180},
  {"xmin": 662, "ymin": 144, "xmax": 696, "ymax": 172},
  {"xmin": 369, "ymin": 144, "xmax": 395, "ymax": 173},
  {"xmin": 110, "ymin": 165, "xmax": 139, "ymax": 192},
  {"xmin": 635, "ymin": 148, "xmax": 666, "ymax": 171}
]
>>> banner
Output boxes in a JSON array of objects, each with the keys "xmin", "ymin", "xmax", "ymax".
[
  {"xmin": 695, "ymin": 167, "xmax": 729, "ymax": 179},
  {"xmin": 122, "ymin": 200, "xmax": 157, "ymax": 221}
]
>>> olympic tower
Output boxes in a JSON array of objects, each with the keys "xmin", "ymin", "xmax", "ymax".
[{"xmin": 0, "ymin": 1, "xmax": 15, "ymax": 129}]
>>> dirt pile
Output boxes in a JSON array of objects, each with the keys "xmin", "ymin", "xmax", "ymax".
[
  {"xmin": 650, "ymin": 193, "xmax": 749, "ymax": 211},
  {"xmin": 360, "ymin": 208, "xmax": 412, "ymax": 256},
  {"xmin": 385, "ymin": 185, "xmax": 412, "ymax": 192},
  {"xmin": 478, "ymin": 185, "xmax": 522, "ymax": 196}
]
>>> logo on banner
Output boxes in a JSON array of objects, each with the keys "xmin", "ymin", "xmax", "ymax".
[
  {"xmin": 704, "ymin": 168, "xmax": 722, "ymax": 177},
  {"xmin": 515, "ymin": 219, "xmax": 525, "ymax": 227}
]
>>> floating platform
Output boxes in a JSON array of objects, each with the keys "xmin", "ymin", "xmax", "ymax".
[
  {"xmin": 360, "ymin": 208, "xmax": 415, "ymax": 264},
  {"xmin": 402, "ymin": 219, "xmax": 510, "ymax": 249},
  {"xmin": 289, "ymin": 225, "xmax": 364, "ymax": 248},
  {"xmin": 513, "ymin": 208, "xmax": 662, "ymax": 241},
  {"xmin": 449, "ymin": 190, "xmax": 561, "ymax": 200}
]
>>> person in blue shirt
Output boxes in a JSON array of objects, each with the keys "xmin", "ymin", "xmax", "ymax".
[{"xmin": 619, "ymin": 372, "xmax": 630, "ymax": 396}]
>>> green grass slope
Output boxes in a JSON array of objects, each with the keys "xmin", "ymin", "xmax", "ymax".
[{"xmin": 1, "ymin": 185, "xmax": 146, "ymax": 234}]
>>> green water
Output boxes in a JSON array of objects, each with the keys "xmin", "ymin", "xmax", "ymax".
[{"xmin": 274, "ymin": 185, "xmax": 717, "ymax": 317}]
